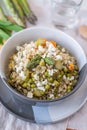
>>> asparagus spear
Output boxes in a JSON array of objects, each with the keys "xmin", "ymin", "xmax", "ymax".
[
  {"xmin": 11, "ymin": 0, "xmax": 25, "ymax": 23},
  {"xmin": 23, "ymin": 0, "xmax": 37, "ymax": 22},
  {"xmin": 0, "ymin": 6, "xmax": 7, "ymax": 21},
  {"xmin": 17, "ymin": 0, "xmax": 37, "ymax": 24},
  {"xmin": 6, "ymin": 16, "xmax": 16, "ymax": 23},
  {"xmin": 3, "ymin": 0, "xmax": 25, "ymax": 27}
]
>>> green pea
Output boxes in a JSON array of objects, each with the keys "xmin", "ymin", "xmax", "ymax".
[
  {"xmin": 54, "ymin": 80, "xmax": 59, "ymax": 87},
  {"xmin": 29, "ymin": 79, "xmax": 33, "ymax": 84},
  {"xmin": 67, "ymin": 86, "xmax": 72, "ymax": 93},
  {"xmin": 57, "ymin": 74, "xmax": 63, "ymax": 81},
  {"xmin": 31, "ymin": 73, "xmax": 34, "ymax": 77},
  {"xmin": 57, "ymin": 74, "xmax": 62, "ymax": 79},
  {"xmin": 67, "ymin": 74, "xmax": 71, "ymax": 77},
  {"xmin": 64, "ymin": 68, "xmax": 68, "ymax": 73},
  {"xmin": 44, "ymin": 71, "xmax": 49, "ymax": 77},
  {"xmin": 32, "ymin": 78, "xmax": 35, "ymax": 81},
  {"xmin": 67, "ymin": 89, "xmax": 71, "ymax": 93},
  {"xmin": 45, "ymin": 84, "xmax": 50, "ymax": 90},
  {"xmin": 48, "ymin": 77, "xmax": 53, "ymax": 82},
  {"xmin": 33, "ymin": 89, "xmax": 44, "ymax": 97},
  {"xmin": 22, "ymin": 83, "xmax": 27, "ymax": 88},
  {"xmin": 67, "ymin": 86, "xmax": 71, "ymax": 89},
  {"xmin": 39, "ymin": 59, "xmax": 45, "ymax": 66},
  {"xmin": 31, "ymin": 84, "xmax": 36, "ymax": 88}
]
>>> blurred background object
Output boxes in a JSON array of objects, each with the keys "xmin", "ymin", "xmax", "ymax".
[
  {"xmin": 79, "ymin": 25, "xmax": 87, "ymax": 39},
  {"xmin": 51, "ymin": 0, "xmax": 83, "ymax": 29},
  {"xmin": 28, "ymin": 0, "xmax": 87, "ymax": 10}
]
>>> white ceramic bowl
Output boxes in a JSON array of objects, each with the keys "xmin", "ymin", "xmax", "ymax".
[{"xmin": 0, "ymin": 27, "xmax": 87, "ymax": 106}]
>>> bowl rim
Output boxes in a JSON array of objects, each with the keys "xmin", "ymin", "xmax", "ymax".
[{"xmin": 0, "ymin": 27, "xmax": 87, "ymax": 103}]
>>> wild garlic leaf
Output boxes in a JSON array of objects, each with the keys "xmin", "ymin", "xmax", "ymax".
[{"xmin": 44, "ymin": 57, "xmax": 55, "ymax": 65}]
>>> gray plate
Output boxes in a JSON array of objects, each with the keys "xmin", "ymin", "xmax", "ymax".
[
  {"xmin": 0, "ymin": 77, "xmax": 35, "ymax": 123},
  {"xmin": 0, "ymin": 76, "xmax": 87, "ymax": 124}
]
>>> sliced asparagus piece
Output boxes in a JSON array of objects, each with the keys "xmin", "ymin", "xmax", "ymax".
[
  {"xmin": 3, "ymin": 0, "xmax": 25, "ymax": 27},
  {"xmin": 0, "ymin": 6, "xmax": 7, "ymax": 20},
  {"xmin": 27, "ymin": 55, "xmax": 42, "ymax": 70},
  {"xmin": 17, "ymin": 0, "xmax": 37, "ymax": 24}
]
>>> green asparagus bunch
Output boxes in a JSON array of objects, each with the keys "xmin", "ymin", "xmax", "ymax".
[{"xmin": 3, "ymin": 0, "xmax": 37, "ymax": 26}]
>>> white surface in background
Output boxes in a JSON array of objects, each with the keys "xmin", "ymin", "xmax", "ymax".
[{"xmin": 29, "ymin": 0, "xmax": 87, "ymax": 10}]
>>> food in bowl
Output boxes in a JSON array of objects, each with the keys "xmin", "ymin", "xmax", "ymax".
[{"xmin": 8, "ymin": 38, "xmax": 79, "ymax": 100}]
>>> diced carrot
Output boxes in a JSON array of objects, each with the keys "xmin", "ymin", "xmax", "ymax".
[
  {"xmin": 68, "ymin": 63, "xmax": 74, "ymax": 71},
  {"xmin": 42, "ymin": 42, "xmax": 46, "ymax": 47},
  {"xmin": 50, "ymin": 40, "xmax": 56, "ymax": 47},
  {"xmin": 36, "ymin": 38, "xmax": 46, "ymax": 47}
]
